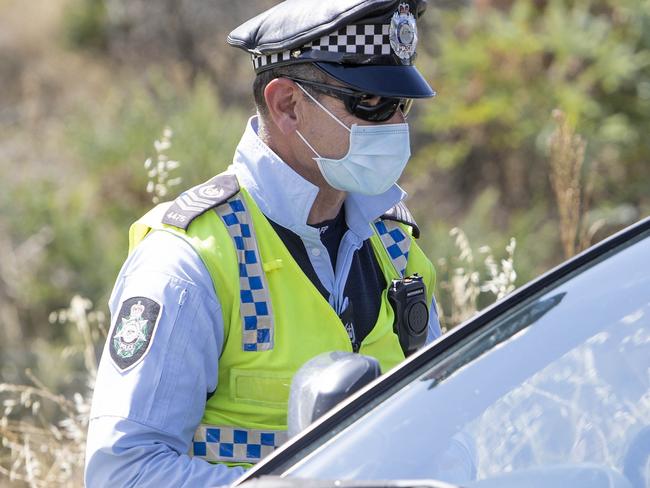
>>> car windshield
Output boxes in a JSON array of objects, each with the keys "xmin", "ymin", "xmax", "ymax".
[{"xmin": 281, "ymin": 230, "xmax": 650, "ymax": 487}]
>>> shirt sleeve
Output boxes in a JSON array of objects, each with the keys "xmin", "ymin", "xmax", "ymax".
[{"xmin": 85, "ymin": 230, "xmax": 246, "ymax": 487}]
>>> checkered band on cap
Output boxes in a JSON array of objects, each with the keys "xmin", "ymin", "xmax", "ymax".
[
  {"xmin": 374, "ymin": 219, "xmax": 411, "ymax": 277},
  {"xmin": 215, "ymin": 198, "xmax": 274, "ymax": 352},
  {"xmin": 191, "ymin": 424, "xmax": 288, "ymax": 464},
  {"xmin": 252, "ymin": 23, "xmax": 391, "ymax": 70}
]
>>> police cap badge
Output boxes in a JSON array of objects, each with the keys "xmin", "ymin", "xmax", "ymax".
[{"xmin": 390, "ymin": 3, "xmax": 418, "ymax": 60}]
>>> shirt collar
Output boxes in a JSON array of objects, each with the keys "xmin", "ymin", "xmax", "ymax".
[{"xmin": 229, "ymin": 116, "xmax": 407, "ymax": 240}]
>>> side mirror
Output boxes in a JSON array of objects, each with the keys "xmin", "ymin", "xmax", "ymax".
[{"xmin": 287, "ymin": 352, "xmax": 381, "ymax": 437}]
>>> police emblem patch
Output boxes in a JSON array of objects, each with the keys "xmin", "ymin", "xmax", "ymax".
[
  {"xmin": 110, "ymin": 297, "xmax": 162, "ymax": 371},
  {"xmin": 389, "ymin": 3, "xmax": 418, "ymax": 61}
]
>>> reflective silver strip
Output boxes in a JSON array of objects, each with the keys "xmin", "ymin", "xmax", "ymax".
[
  {"xmin": 215, "ymin": 197, "xmax": 275, "ymax": 352},
  {"xmin": 191, "ymin": 424, "xmax": 288, "ymax": 464},
  {"xmin": 374, "ymin": 219, "xmax": 411, "ymax": 278}
]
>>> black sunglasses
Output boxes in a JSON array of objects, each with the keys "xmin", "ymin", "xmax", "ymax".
[{"xmin": 284, "ymin": 77, "xmax": 413, "ymax": 123}]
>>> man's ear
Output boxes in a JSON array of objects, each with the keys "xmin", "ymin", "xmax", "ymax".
[{"xmin": 264, "ymin": 78, "xmax": 301, "ymax": 135}]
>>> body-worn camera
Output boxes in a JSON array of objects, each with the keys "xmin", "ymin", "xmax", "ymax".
[{"xmin": 388, "ymin": 274, "xmax": 428, "ymax": 356}]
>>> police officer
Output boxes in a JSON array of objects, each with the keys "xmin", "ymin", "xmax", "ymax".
[{"xmin": 85, "ymin": 0, "xmax": 441, "ymax": 486}]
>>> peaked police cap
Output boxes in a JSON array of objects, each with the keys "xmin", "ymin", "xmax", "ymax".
[{"xmin": 227, "ymin": 0, "xmax": 436, "ymax": 99}]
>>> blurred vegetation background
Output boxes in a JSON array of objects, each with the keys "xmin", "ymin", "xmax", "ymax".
[{"xmin": 0, "ymin": 0, "xmax": 649, "ymax": 485}]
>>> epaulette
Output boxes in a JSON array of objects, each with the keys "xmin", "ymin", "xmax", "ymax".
[
  {"xmin": 162, "ymin": 173, "xmax": 240, "ymax": 230},
  {"xmin": 381, "ymin": 201, "xmax": 420, "ymax": 239}
]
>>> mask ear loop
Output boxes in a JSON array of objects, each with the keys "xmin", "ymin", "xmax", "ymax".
[
  {"xmin": 295, "ymin": 82, "xmax": 351, "ymax": 133},
  {"xmin": 295, "ymin": 129, "xmax": 323, "ymax": 159}
]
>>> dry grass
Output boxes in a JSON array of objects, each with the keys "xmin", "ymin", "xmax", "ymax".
[
  {"xmin": 145, "ymin": 127, "xmax": 183, "ymax": 204},
  {"xmin": 0, "ymin": 296, "xmax": 104, "ymax": 487},
  {"xmin": 548, "ymin": 109, "xmax": 603, "ymax": 259},
  {"xmin": 437, "ymin": 228, "xmax": 517, "ymax": 330},
  {"xmin": 0, "ymin": 126, "xmax": 179, "ymax": 486}
]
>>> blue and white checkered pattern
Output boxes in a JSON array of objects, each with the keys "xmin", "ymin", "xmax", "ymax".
[
  {"xmin": 374, "ymin": 219, "xmax": 411, "ymax": 277},
  {"xmin": 215, "ymin": 198, "xmax": 274, "ymax": 351},
  {"xmin": 191, "ymin": 424, "xmax": 288, "ymax": 464},
  {"xmin": 252, "ymin": 23, "xmax": 391, "ymax": 70}
]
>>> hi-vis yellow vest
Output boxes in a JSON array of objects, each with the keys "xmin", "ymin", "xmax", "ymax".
[{"xmin": 129, "ymin": 173, "xmax": 435, "ymax": 467}]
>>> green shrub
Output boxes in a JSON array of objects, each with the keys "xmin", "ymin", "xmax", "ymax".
[{"xmin": 63, "ymin": 0, "xmax": 108, "ymax": 51}]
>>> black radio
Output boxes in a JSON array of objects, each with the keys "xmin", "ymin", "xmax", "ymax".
[{"xmin": 388, "ymin": 273, "xmax": 429, "ymax": 356}]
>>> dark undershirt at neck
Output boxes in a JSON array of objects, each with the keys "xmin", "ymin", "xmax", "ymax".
[
  {"xmin": 308, "ymin": 207, "xmax": 347, "ymax": 271},
  {"xmin": 267, "ymin": 207, "xmax": 386, "ymax": 351}
]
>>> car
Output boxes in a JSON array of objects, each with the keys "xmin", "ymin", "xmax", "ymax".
[{"xmin": 233, "ymin": 216, "xmax": 650, "ymax": 488}]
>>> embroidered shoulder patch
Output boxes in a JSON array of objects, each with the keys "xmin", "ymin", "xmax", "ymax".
[
  {"xmin": 162, "ymin": 173, "xmax": 240, "ymax": 230},
  {"xmin": 381, "ymin": 201, "xmax": 420, "ymax": 239},
  {"xmin": 110, "ymin": 296, "xmax": 162, "ymax": 372}
]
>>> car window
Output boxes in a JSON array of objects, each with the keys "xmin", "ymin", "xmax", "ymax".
[{"xmin": 282, "ymin": 231, "xmax": 650, "ymax": 487}]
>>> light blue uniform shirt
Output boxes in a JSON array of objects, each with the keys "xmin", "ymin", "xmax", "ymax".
[{"xmin": 85, "ymin": 116, "xmax": 441, "ymax": 488}]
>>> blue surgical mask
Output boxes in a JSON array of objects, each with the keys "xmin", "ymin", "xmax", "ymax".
[{"xmin": 295, "ymin": 84, "xmax": 411, "ymax": 196}]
